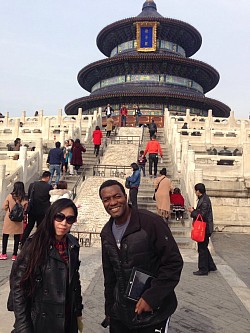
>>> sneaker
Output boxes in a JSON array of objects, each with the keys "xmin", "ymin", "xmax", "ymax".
[
  {"xmin": 0, "ymin": 254, "xmax": 8, "ymax": 260},
  {"xmin": 12, "ymin": 255, "xmax": 17, "ymax": 261},
  {"xmin": 176, "ymin": 218, "xmax": 179, "ymax": 221}
]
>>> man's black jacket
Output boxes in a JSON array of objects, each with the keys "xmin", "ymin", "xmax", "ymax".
[{"xmin": 101, "ymin": 207, "xmax": 183, "ymax": 329}]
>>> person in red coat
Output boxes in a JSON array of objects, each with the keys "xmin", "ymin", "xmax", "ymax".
[
  {"xmin": 170, "ymin": 188, "xmax": 185, "ymax": 221},
  {"xmin": 71, "ymin": 138, "xmax": 86, "ymax": 174},
  {"xmin": 120, "ymin": 104, "xmax": 128, "ymax": 127},
  {"xmin": 92, "ymin": 126, "xmax": 103, "ymax": 157}
]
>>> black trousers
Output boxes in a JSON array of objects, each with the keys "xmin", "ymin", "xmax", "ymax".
[
  {"xmin": 94, "ymin": 144, "xmax": 100, "ymax": 156},
  {"xmin": 21, "ymin": 213, "xmax": 45, "ymax": 245},
  {"xmin": 2, "ymin": 234, "xmax": 20, "ymax": 255},
  {"xmin": 110, "ymin": 318, "xmax": 169, "ymax": 333},
  {"xmin": 198, "ymin": 233, "xmax": 216, "ymax": 273},
  {"xmin": 149, "ymin": 154, "xmax": 158, "ymax": 176},
  {"xmin": 129, "ymin": 188, "xmax": 138, "ymax": 208}
]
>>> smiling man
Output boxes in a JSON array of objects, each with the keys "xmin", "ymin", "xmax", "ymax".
[{"xmin": 99, "ymin": 179, "xmax": 183, "ymax": 333}]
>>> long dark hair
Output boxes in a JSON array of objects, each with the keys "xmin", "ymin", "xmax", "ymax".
[
  {"xmin": 19, "ymin": 198, "xmax": 77, "ymax": 296},
  {"xmin": 11, "ymin": 181, "xmax": 25, "ymax": 201}
]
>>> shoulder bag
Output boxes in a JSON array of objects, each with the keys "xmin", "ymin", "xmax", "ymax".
[
  {"xmin": 191, "ymin": 214, "xmax": 206, "ymax": 242},
  {"xmin": 152, "ymin": 176, "xmax": 165, "ymax": 201}
]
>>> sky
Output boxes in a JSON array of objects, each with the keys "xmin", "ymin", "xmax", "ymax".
[{"xmin": 0, "ymin": 0, "xmax": 250, "ymax": 119}]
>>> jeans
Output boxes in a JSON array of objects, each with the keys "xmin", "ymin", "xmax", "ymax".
[
  {"xmin": 149, "ymin": 154, "xmax": 158, "ymax": 176},
  {"xmin": 121, "ymin": 115, "xmax": 126, "ymax": 127},
  {"xmin": 49, "ymin": 164, "xmax": 61, "ymax": 184},
  {"xmin": 139, "ymin": 165, "xmax": 146, "ymax": 176}
]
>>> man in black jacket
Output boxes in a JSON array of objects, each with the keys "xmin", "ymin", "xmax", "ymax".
[
  {"xmin": 21, "ymin": 171, "xmax": 52, "ymax": 246},
  {"xmin": 47, "ymin": 141, "xmax": 64, "ymax": 185},
  {"xmin": 188, "ymin": 183, "xmax": 217, "ymax": 276},
  {"xmin": 99, "ymin": 179, "xmax": 183, "ymax": 332}
]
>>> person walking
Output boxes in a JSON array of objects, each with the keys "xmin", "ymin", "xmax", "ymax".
[
  {"xmin": 0, "ymin": 182, "xmax": 26, "ymax": 261},
  {"xmin": 68, "ymin": 139, "xmax": 75, "ymax": 175},
  {"xmin": 106, "ymin": 115, "xmax": 114, "ymax": 137},
  {"xmin": 71, "ymin": 138, "xmax": 86, "ymax": 174},
  {"xmin": 143, "ymin": 134, "xmax": 163, "ymax": 177},
  {"xmin": 148, "ymin": 119, "xmax": 157, "ymax": 139},
  {"xmin": 134, "ymin": 104, "xmax": 141, "ymax": 127},
  {"xmin": 154, "ymin": 168, "xmax": 172, "ymax": 222},
  {"xmin": 61, "ymin": 140, "xmax": 70, "ymax": 175},
  {"xmin": 99, "ymin": 179, "xmax": 183, "ymax": 333},
  {"xmin": 47, "ymin": 141, "xmax": 64, "ymax": 185},
  {"xmin": 137, "ymin": 150, "xmax": 147, "ymax": 177},
  {"xmin": 126, "ymin": 162, "xmax": 141, "ymax": 208},
  {"xmin": 8, "ymin": 198, "xmax": 83, "ymax": 333},
  {"xmin": 188, "ymin": 183, "xmax": 217, "ymax": 276},
  {"xmin": 21, "ymin": 171, "xmax": 52, "ymax": 246},
  {"xmin": 170, "ymin": 188, "xmax": 185, "ymax": 221},
  {"xmin": 92, "ymin": 125, "xmax": 103, "ymax": 157},
  {"xmin": 120, "ymin": 104, "xmax": 128, "ymax": 127},
  {"xmin": 49, "ymin": 180, "xmax": 71, "ymax": 204},
  {"xmin": 104, "ymin": 104, "xmax": 114, "ymax": 117}
]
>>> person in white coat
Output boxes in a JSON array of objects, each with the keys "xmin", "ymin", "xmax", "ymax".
[{"xmin": 49, "ymin": 181, "xmax": 71, "ymax": 204}]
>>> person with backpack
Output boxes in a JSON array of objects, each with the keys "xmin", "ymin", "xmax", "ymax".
[
  {"xmin": 0, "ymin": 181, "xmax": 26, "ymax": 261},
  {"xmin": 148, "ymin": 119, "xmax": 157, "ymax": 139}
]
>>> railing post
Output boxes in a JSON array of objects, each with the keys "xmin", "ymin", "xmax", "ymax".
[
  {"xmin": 36, "ymin": 138, "xmax": 43, "ymax": 174},
  {"xmin": 0, "ymin": 165, "xmax": 6, "ymax": 207},
  {"xmin": 21, "ymin": 111, "xmax": 26, "ymax": 124},
  {"xmin": 18, "ymin": 146, "xmax": 28, "ymax": 183}
]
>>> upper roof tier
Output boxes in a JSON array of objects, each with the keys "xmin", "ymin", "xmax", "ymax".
[{"xmin": 97, "ymin": 1, "xmax": 202, "ymax": 58}]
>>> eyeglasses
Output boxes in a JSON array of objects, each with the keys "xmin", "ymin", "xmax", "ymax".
[{"xmin": 54, "ymin": 212, "xmax": 76, "ymax": 225}]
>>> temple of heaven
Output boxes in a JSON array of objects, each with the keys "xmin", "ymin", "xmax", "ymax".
[{"xmin": 65, "ymin": 0, "xmax": 230, "ymax": 126}]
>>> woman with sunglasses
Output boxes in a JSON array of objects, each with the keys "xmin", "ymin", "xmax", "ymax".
[{"xmin": 8, "ymin": 198, "xmax": 83, "ymax": 333}]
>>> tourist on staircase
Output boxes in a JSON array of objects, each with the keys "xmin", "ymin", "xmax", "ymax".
[
  {"xmin": 148, "ymin": 119, "xmax": 157, "ymax": 139},
  {"xmin": 71, "ymin": 138, "xmax": 86, "ymax": 175},
  {"xmin": 143, "ymin": 134, "xmax": 163, "ymax": 178},
  {"xmin": 0, "ymin": 181, "xmax": 26, "ymax": 261},
  {"xmin": 49, "ymin": 180, "xmax": 71, "ymax": 204},
  {"xmin": 106, "ymin": 115, "xmax": 114, "ymax": 137},
  {"xmin": 61, "ymin": 140, "xmax": 70, "ymax": 176},
  {"xmin": 104, "ymin": 103, "xmax": 114, "ymax": 118},
  {"xmin": 47, "ymin": 141, "xmax": 64, "ymax": 186},
  {"xmin": 126, "ymin": 162, "xmax": 141, "ymax": 208},
  {"xmin": 21, "ymin": 171, "xmax": 52, "ymax": 246},
  {"xmin": 68, "ymin": 139, "xmax": 75, "ymax": 175},
  {"xmin": 154, "ymin": 168, "xmax": 173, "ymax": 222},
  {"xmin": 134, "ymin": 104, "xmax": 141, "ymax": 127},
  {"xmin": 170, "ymin": 187, "xmax": 185, "ymax": 221},
  {"xmin": 92, "ymin": 125, "xmax": 103, "ymax": 157},
  {"xmin": 120, "ymin": 104, "xmax": 128, "ymax": 127},
  {"xmin": 137, "ymin": 150, "xmax": 147, "ymax": 177}
]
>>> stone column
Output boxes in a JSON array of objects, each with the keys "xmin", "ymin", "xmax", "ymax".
[
  {"xmin": 18, "ymin": 146, "xmax": 28, "ymax": 183},
  {"xmin": 4, "ymin": 112, "xmax": 9, "ymax": 127},
  {"xmin": 240, "ymin": 120, "xmax": 246, "ymax": 143},
  {"xmin": 35, "ymin": 138, "xmax": 43, "ymax": 174},
  {"xmin": 194, "ymin": 168, "xmax": 203, "ymax": 184},
  {"xmin": 228, "ymin": 110, "xmax": 235, "ymax": 128},
  {"xmin": 185, "ymin": 108, "xmax": 190, "ymax": 123},
  {"xmin": 78, "ymin": 108, "xmax": 83, "ymax": 120},
  {"xmin": 60, "ymin": 130, "xmax": 65, "ymax": 145},
  {"xmin": 43, "ymin": 117, "xmax": 50, "ymax": 140},
  {"xmin": 57, "ymin": 109, "xmax": 62, "ymax": 126},
  {"xmin": 14, "ymin": 118, "xmax": 20, "ymax": 138},
  {"xmin": 21, "ymin": 111, "xmax": 26, "ymax": 124},
  {"xmin": 0, "ymin": 165, "xmax": 6, "ymax": 207},
  {"xmin": 39, "ymin": 110, "xmax": 44, "ymax": 127}
]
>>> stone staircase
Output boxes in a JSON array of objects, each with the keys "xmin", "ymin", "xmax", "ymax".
[{"xmin": 138, "ymin": 128, "xmax": 192, "ymax": 248}]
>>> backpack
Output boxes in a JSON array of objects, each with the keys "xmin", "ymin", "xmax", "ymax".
[{"xmin": 9, "ymin": 202, "xmax": 24, "ymax": 222}]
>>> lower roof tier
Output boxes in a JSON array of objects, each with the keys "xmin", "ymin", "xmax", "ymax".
[{"xmin": 65, "ymin": 89, "xmax": 230, "ymax": 117}]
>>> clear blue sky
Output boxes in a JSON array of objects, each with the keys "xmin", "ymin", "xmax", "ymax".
[{"xmin": 1, "ymin": 0, "xmax": 249, "ymax": 118}]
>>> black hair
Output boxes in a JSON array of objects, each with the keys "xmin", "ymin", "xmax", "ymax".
[
  {"xmin": 131, "ymin": 162, "xmax": 139, "ymax": 171},
  {"xmin": 194, "ymin": 183, "xmax": 206, "ymax": 194},
  {"xmin": 42, "ymin": 170, "xmax": 51, "ymax": 178},
  {"xmin": 151, "ymin": 134, "xmax": 156, "ymax": 139},
  {"xmin": 75, "ymin": 138, "xmax": 80, "ymax": 144},
  {"xmin": 160, "ymin": 168, "xmax": 167, "ymax": 176},
  {"xmin": 11, "ymin": 181, "xmax": 25, "ymax": 201},
  {"xmin": 173, "ymin": 187, "xmax": 181, "ymax": 194},
  {"xmin": 19, "ymin": 198, "xmax": 77, "ymax": 296},
  {"xmin": 139, "ymin": 150, "xmax": 144, "ymax": 154},
  {"xmin": 95, "ymin": 126, "xmax": 100, "ymax": 130},
  {"xmin": 57, "ymin": 180, "xmax": 68, "ymax": 189},
  {"xmin": 55, "ymin": 141, "xmax": 61, "ymax": 148},
  {"xmin": 99, "ymin": 179, "xmax": 126, "ymax": 198}
]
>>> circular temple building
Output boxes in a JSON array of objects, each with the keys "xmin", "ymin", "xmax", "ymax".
[{"xmin": 65, "ymin": 0, "xmax": 230, "ymax": 126}]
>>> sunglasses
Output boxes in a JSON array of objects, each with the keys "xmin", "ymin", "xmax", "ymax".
[{"xmin": 54, "ymin": 212, "xmax": 76, "ymax": 225}]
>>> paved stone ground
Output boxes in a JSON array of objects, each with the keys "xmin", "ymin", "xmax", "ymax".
[{"xmin": 1, "ymin": 234, "xmax": 250, "ymax": 332}]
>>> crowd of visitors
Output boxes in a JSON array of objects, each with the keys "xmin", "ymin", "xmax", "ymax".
[{"xmin": 0, "ymin": 115, "xmax": 217, "ymax": 333}]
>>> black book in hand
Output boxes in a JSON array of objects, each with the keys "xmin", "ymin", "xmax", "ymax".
[{"xmin": 125, "ymin": 267, "xmax": 154, "ymax": 302}]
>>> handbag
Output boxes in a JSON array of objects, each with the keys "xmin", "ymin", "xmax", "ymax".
[
  {"xmin": 152, "ymin": 176, "xmax": 165, "ymax": 201},
  {"xmin": 125, "ymin": 178, "xmax": 131, "ymax": 189},
  {"xmin": 9, "ymin": 202, "xmax": 24, "ymax": 222},
  {"xmin": 191, "ymin": 214, "xmax": 206, "ymax": 242}
]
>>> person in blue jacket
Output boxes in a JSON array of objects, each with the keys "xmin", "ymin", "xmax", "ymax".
[{"xmin": 126, "ymin": 162, "xmax": 141, "ymax": 208}]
